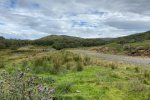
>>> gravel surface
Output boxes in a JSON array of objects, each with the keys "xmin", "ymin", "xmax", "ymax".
[{"xmin": 75, "ymin": 50, "xmax": 150, "ymax": 66}]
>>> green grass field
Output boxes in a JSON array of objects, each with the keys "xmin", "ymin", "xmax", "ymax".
[{"xmin": 0, "ymin": 47, "xmax": 150, "ymax": 100}]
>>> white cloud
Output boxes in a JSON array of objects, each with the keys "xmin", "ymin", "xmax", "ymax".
[{"xmin": 0, "ymin": 0, "xmax": 150, "ymax": 39}]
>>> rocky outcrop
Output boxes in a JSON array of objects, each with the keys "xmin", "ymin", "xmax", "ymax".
[{"xmin": 128, "ymin": 48, "xmax": 150, "ymax": 57}]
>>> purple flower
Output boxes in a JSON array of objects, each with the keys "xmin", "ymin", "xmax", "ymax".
[{"xmin": 37, "ymin": 84, "xmax": 44, "ymax": 92}]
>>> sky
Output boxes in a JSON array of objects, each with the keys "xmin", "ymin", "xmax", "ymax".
[{"xmin": 0, "ymin": 0, "xmax": 150, "ymax": 39}]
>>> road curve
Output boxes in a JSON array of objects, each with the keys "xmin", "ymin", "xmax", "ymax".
[{"xmin": 74, "ymin": 50, "xmax": 150, "ymax": 66}]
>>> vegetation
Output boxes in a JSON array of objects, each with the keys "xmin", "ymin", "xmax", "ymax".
[
  {"xmin": 0, "ymin": 47, "xmax": 150, "ymax": 99},
  {"xmin": 0, "ymin": 30, "xmax": 150, "ymax": 99},
  {"xmin": 1, "ymin": 31, "xmax": 150, "ymax": 53},
  {"xmin": 114, "ymin": 31, "xmax": 150, "ymax": 44},
  {"xmin": 0, "ymin": 37, "xmax": 32, "ymax": 49},
  {"xmin": 90, "ymin": 31, "xmax": 150, "ymax": 57},
  {"xmin": 0, "ymin": 35, "xmax": 106, "ymax": 50}
]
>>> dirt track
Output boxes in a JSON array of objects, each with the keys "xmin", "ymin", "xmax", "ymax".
[{"xmin": 74, "ymin": 50, "xmax": 150, "ymax": 66}]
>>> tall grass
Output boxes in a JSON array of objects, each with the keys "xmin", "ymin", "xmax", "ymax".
[
  {"xmin": 20, "ymin": 51, "xmax": 88, "ymax": 74},
  {"xmin": 0, "ymin": 49, "xmax": 150, "ymax": 99},
  {"xmin": 56, "ymin": 81, "xmax": 74, "ymax": 94}
]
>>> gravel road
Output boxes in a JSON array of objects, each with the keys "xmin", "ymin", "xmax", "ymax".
[{"xmin": 75, "ymin": 50, "xmax": 150, "ymax": 66}]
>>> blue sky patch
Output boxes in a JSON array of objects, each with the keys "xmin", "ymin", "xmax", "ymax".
[{"xmin": 9, "ymin": 0, "xmax": 17, "ymax": 8}]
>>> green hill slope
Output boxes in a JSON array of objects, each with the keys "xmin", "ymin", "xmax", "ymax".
[
  {"xmin": 91, "ymin": 31, "xmax": 150, "ymax": 57},
  {"xmin": 34, "ymin": 35, "xmax": 106, "ymax": 50},
  {"xmin": 114, "ymin": 31, "xmax": 150, "ymax": 44}
]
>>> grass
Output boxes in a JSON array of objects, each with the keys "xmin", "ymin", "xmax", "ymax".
[
  {"xmin": 42, "ymin": 65, "xmax": 150, "ymax": 99},
  {"xmin": 0, "ymin": 47, "xmax": 150, "ymax": 99}
]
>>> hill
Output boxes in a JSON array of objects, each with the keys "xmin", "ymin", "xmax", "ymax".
[
  {"xmin": 114, "ymin": 31, "xmax": 150, "ymax": 44},
  {"xmin": 0, "ymin": 35, "xmax": 106, "ymax": 50},
  {"xmin": 0, "ymin": 31, "xmax": 150, "ymax": 51},
  {"xmin": 35, "ymin": 35, "xmax": 107, "ymax": 50},
  {"xmin": 91, "ymin": 31, "xmax": 150, "ymax": 57}
]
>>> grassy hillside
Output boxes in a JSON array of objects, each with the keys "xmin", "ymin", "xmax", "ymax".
[
  {"xmin": 0, "ymin": 47, "xmax": 150, "ymax": 99},
  {"xmin": 34, "ymin": 35, "xmax": 106, "ymax": 50},
  {"xmin": 114, "ymin": 31, "xmax": 150, "ymax": 44},
  {"xmin": 90, "ymin": 31, "xmax": 150, "ymax": 57}
]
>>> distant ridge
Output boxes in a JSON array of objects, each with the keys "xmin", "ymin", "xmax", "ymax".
[
  {"xmin": 114, "ymin": 31, "xmax": 150, "ymax": 43},
  {"xmin": 0, "ymin": 30, "xmax": 150, "ymax": 50}
]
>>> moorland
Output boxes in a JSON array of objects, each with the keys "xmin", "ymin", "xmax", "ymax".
[{"xmin": 0, "ymin": 31, "xmax": 150, "ymax": 99}]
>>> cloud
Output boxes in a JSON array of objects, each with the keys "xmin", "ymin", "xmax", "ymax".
[{"xmin": 0, "ymin": 0, "xmax": 150, "ymax": 39}]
